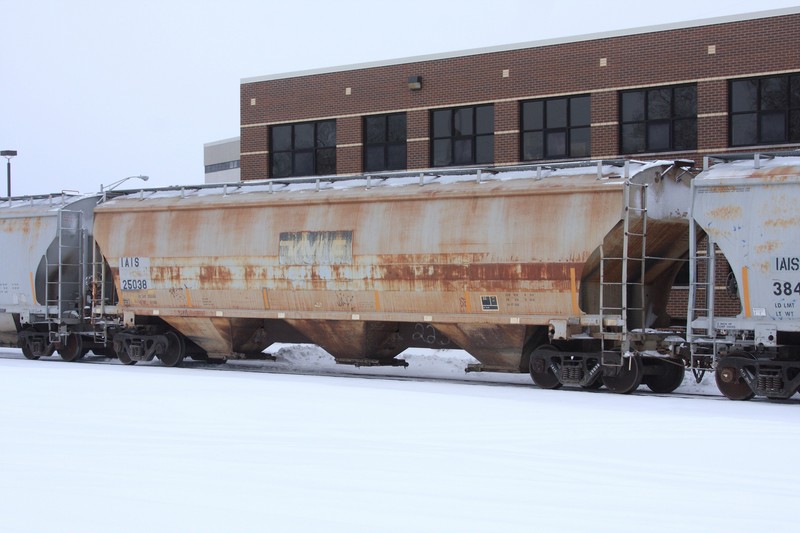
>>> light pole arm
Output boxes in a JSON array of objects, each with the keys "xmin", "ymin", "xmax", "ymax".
[{"xmin": 100, "ymin": 175, "xmax": 149, "ymax": 193}]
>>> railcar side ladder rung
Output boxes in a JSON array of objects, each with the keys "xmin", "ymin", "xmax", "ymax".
[
  {"xmin": 687, "ymin": 213, "xmax": 719, "ymax": 372},
  {"xmin": 599, "ymin": 180, "xmax": 648, "ymax": 366},
  {"xmin": 90, "ymin": 240, "xmax": 107, "ymax": 342},
  {"xmin": 45, "ymin": 210, "xmax": 84, "ymax": 323}
]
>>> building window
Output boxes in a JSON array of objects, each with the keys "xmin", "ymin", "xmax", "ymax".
[
  {"xmin": 521, "ymin": 95, "xmax": 590, "ymax": 160},
  {"xmin": 730, "ymin": 73, "xmax": 800, "ymax": 147},
  {"xmin": 364, "ymin": 113, "xmax": 407, "ymax": 172},
  {"xmin": 205, "ymin": 160, "xmax": 240, "ymax": 174},
  {"xmin": 431, "ymin": 105, "xmax": 494, "ymax": 167},
  {"xmin": 620, "ymin": 84, "xmax": 697, "ymax": 154},
  {"xmin": 270, "ymin": 120, "xmax": 336, "ymax": 178}
]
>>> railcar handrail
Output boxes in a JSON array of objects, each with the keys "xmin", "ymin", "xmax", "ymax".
[
  {"xmin": 99, "ymin": 158, "xmax": 660, "ymax": 202},
  {"xmin": 0, "ymin": 191, "xmax": 83, "ymax": 208},
  {"xmin": 703, "ymin": 149, "xmax": 800, "ymax": 170}
]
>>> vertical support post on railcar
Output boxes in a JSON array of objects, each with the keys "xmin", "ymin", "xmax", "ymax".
[
  {"xmin": 80, "ymin": 218, "xmax": 87, "ymax": 322},
  {"xmin": 687, "ymin": 179, "xmax": 698, "ymax": 344},
  {"xmin": 93, "ymin": 239, "xmax": 101, "ymax": 322},
  {"xmin": 56, "ymin": 211, "xmax": 64, "ymax": 321},
  {"xmin": 599, "ymin": 243, "xmax": 605, "ymax": 335},
  {"xmin": 707, "ymin": 234, "xmax": 717, "ymax": 346},
  {"xmin": 620, "ymin": 182, "xmax": 631, "ymax": 354},
  {"xmin": 637, "ymin": 183, "xmax": 648, "ymax": 332}
]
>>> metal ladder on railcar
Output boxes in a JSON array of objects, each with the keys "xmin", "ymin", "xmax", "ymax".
[
  {"xmin": 599, "ymin": 181, "xmax": 648, "ymax": 365},
  {"xmin": 45, "ymin": 209, "xmax": 85, "ymax": 327},
  {"xmin": 685, "ymin": 217, "xmax": 719, "ymax": 380},
  {"xmin": 89, "ymin": 239, "xmax": 112, "ymax": 344}
]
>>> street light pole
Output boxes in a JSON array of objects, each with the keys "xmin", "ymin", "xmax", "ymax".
[{"xmin": 0, "ymin": 150, "xmax": 17, "ymax": 198}]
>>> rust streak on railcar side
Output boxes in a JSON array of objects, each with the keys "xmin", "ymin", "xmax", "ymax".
[
  {"xmin": 199, "ymin": 264, "xmax": 234, "ymax": 289},
  {"xmin": 707, "ymin": 205, "xmax": 743, "ymax": 220}
]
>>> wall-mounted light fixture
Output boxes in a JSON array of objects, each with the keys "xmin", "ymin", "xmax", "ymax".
[{"xmin": 407, "ymin": 76, "xmax": 422, "ymax": 91}]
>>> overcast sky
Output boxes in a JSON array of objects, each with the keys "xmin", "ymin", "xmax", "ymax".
[{"xmin": 3, "ymin": 0, "xmax": 799, "ymax": 195}]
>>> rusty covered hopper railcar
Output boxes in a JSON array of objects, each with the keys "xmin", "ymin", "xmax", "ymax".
[{"xmin": 92, "ymin": 160, "xmax": 693, "ymax": 384}]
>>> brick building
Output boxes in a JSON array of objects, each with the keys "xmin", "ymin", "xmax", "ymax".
[
  {"xmin": 238, "ymin": 7, "xmax": 799, "ymax": 321},
  {"xmin": 240, "ymin": 7, "xmax": 800, "ymax": 181}
]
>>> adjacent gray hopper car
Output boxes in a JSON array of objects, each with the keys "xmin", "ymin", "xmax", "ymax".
[
  {"xmin": 689, "ymin": 153, "xmax": 800, "ymax": 400},
  {"xmin": 92, "ymin": 160, "xmax": 694, "ymax": 392},
  {"xmin": 0, "ymin": 193, "xmax": 115, "ymax": 360}
]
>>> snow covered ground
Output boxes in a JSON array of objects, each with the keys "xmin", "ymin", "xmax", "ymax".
[{"xmin": 1, "ymin": 345, "xmax": 798, "ymax": 532}]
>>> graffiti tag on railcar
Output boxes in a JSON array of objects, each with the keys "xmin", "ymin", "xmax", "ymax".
[
  {"xmin": 279, "ymin": 231, "xmax": 353, "ymax": 265},
  {"xmin": 411, "ymin": 323, "xmax": 450, "ymax": 346}
]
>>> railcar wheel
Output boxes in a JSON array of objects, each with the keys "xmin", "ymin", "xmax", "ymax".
[
  {"xmin": 644, "ymin": 358, "xmax": 685, "ymax": 394},
  {"xmin": 58, "ymin": 334, "xmax": 84, "ymax": 362},
  {"xmin": 159, "ymin": 331, "xmax": 186, "ymax": 367},
  {"xmin": 715, "ymin": 353, "xmax": 755, "ymax": 401},
  {"xmin": 529, "ymin": 345, "xmax": 563, "ymax": 390},
  {"xmin": 19, "ymin": 330, "xmax": 55, "ymax": 360},
  {"xmin": 110, "ymin": 341, "xmax": 136, "ymax": 365},
  {"xmin": 21, "ymin": 343, "xmax": 40, "ymax": 360},
  {"xmin": 117, "ymin": 348, "xmax": 137, "ymax": 365},
  {"xmin": 602, "ymin": 355, "xmax": 643, "ymax": 394}
]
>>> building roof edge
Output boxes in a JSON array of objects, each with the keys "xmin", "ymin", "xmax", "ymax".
[
  {"xmin": 203, "ymin": 136, "xmax": 241, "ymax": 147},
  {"xmin": 241, "ymin": 7, "xmax": 800, "ymax": 85}
]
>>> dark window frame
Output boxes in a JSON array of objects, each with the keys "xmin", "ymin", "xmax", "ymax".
[
  {"xmin": 205, "ymin": 160, "xmax": 240, "ymax": 174},
  {"xmin": 520, "ymin": 94, "xmax": 591, "ymax": 161},
  {"xmin": 619, "ymin": 84, "xmax": 697, "ymax": 154},
  {"xmin": 430, "ymin": 104, "xmax": 494, "ymax": 167},
  {"xmin": 363, "ymin": 113, "xmax": 407, "ymax": 172},
  {"xmin": 729, "ymin": 73, "xmax": 800, "ymax": 147},
  {"xmin": 269, "ymin": 120, "xmax": 336, "ymax": 178}
]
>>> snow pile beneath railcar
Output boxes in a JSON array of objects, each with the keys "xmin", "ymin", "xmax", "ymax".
[
  {"xmin": 0, "ymin": 347, "xmax": 797, "ymax": 533},
  {"xmin": 260, "ymin": 343, "xmax": 717, "ymax": 394},
  {"xmin": 267, "ymin": 344, "xmax": 510, "ymax": 382}
]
